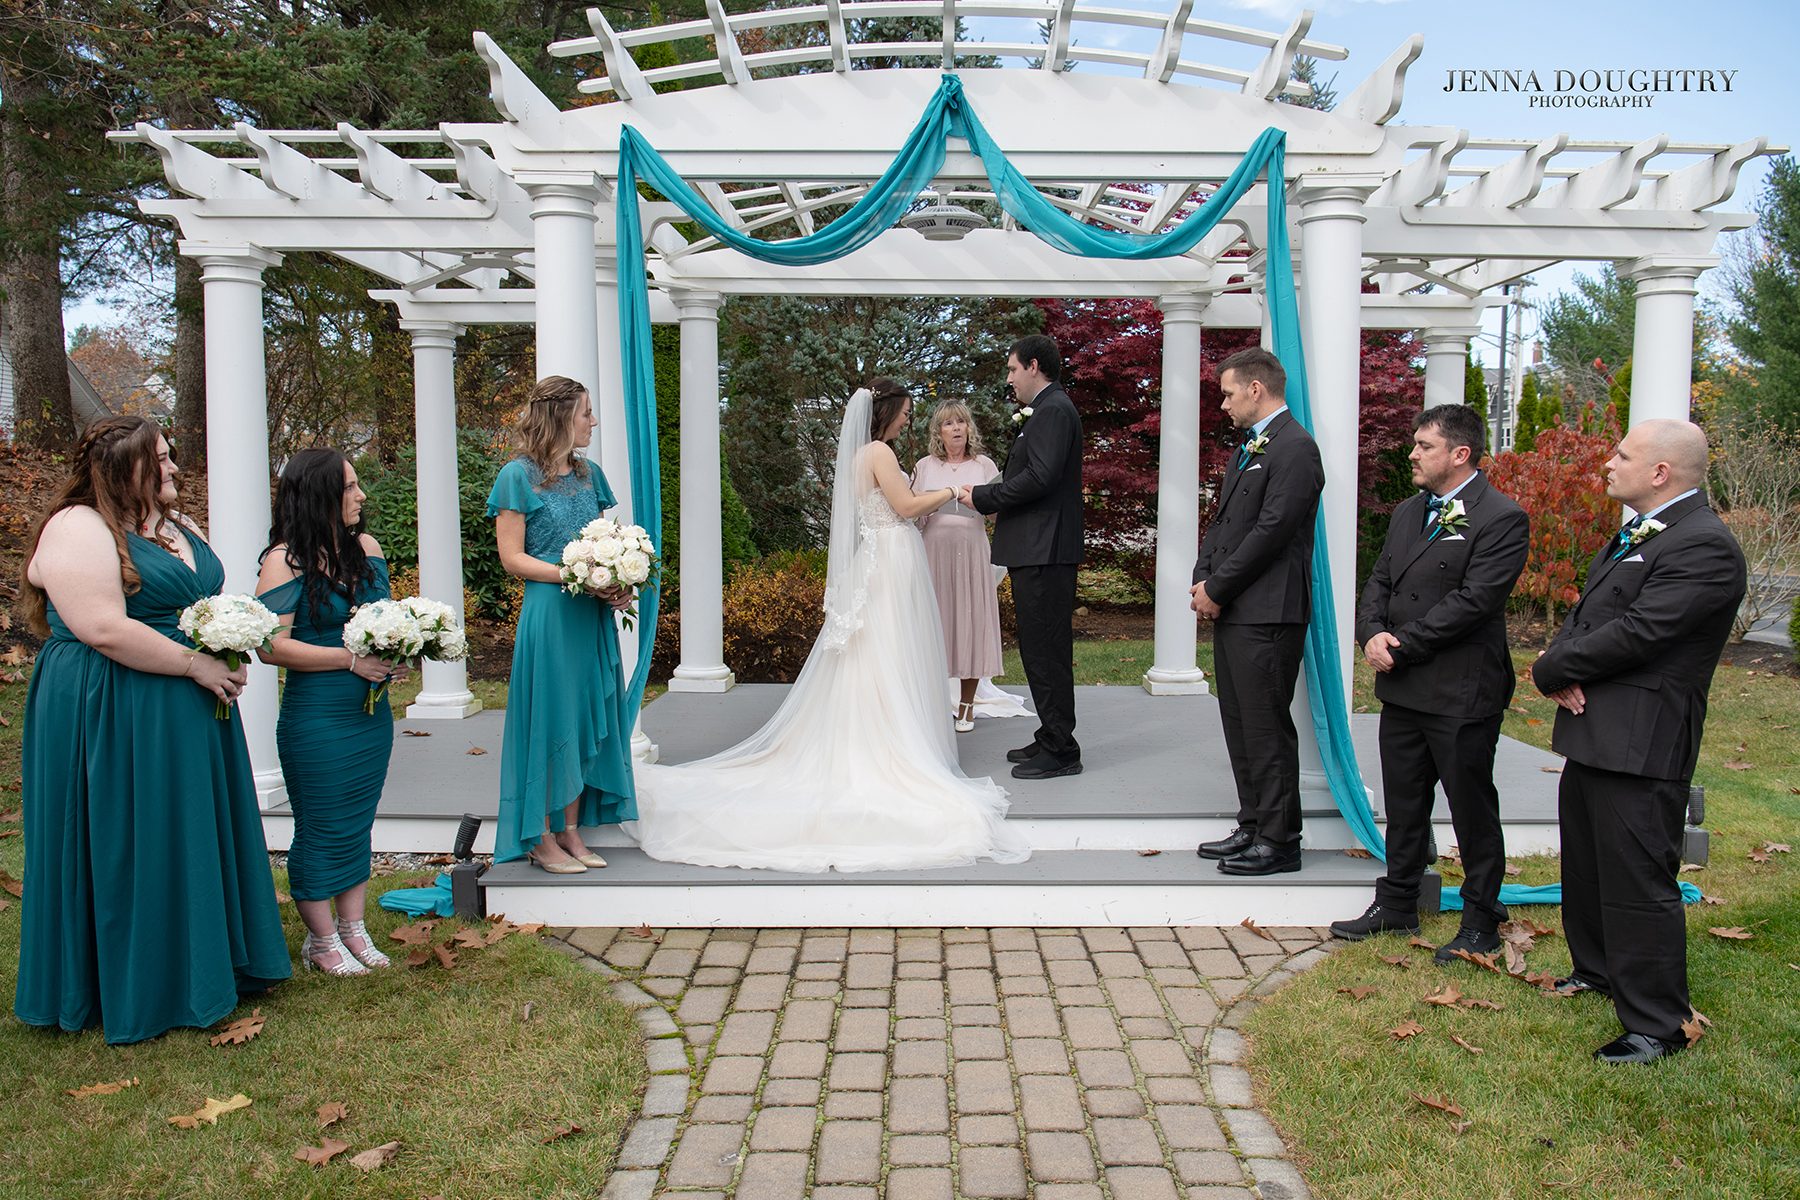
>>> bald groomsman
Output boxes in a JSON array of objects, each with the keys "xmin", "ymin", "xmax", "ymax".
[
  {"xmin": 1532, "ymin": 419, "xmax": 1744, "ymax": 1064},
  {"xmin": 1330, "ymin": 404, "xmax": 1529, "ymax": 961}
]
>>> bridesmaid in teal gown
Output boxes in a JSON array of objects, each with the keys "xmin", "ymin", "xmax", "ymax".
[
  {"xmin": 14, "ymin": 417, "xmax": 290, "ymax": 1044},
  {"xmin": 489, "ymin": 375, "xmax": 638, "ymax": 871},
  {"xmin": 255, "ymin": 449, "xmax": 403, "ymax": 976}
]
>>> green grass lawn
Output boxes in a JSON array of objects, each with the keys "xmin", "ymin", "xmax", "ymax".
[
  {"xmin": 996, "ymin": 637, "xmax": 1215, "ymax": 688},
  {"xmin": 1250, "ymin": 652, "xmax": 1800, "ymax": 1200},
  {"xmin": 0, "ymin": 670, "xmax": 644, "ymax": 1199}
]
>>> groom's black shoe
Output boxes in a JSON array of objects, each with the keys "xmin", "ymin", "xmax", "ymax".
[
  {"xmin": 1006, "ymin": 742, "xmax": 1043, "ymax": 764},
  {"xmin": 1216, "ymin": 842, "xmax": 1302, "ymax": 876},
  {"xmin": 1197, "ymin": 826, "xmax": 1255, "ymax": 861},
  {"xmin": 1593, "ymin": 1032, "xmax": 1684, "ymax": 1065},
  {"xmin": 1012, "ymin": 752, "xmax": 1082, "ymax": 780}
]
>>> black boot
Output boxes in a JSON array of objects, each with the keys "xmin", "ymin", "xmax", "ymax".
[
  {"xmin": 1433, "ymin": 926, "xmax": 1502, "ymax": 966},
  {"xmin": 1329, "ymin": 902, "xmax": 1421, "ymax": 941}
]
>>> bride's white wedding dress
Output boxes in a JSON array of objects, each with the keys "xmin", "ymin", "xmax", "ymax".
[{"xmin": 627, "ymin": 395, "xmax": 1029, "ymax": 874}]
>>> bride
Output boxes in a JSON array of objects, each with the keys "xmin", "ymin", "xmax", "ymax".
[{"xmin": 628, "ymin": 379, "xmax": 1031, "ymax": 873}]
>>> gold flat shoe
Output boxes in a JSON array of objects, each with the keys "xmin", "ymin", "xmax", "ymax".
[{"xmin": 528, "ymin": 850, "xmax": 587, "ymax": 875}]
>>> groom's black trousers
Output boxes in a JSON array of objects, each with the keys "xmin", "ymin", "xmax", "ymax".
[{"xmin": 1010, "ymin": 564, "xmax": 1079, "ymax": 763}]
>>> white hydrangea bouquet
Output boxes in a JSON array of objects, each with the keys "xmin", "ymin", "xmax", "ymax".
[
  {"xmin": 399, "ymin": 596, "xmax": 469, "ymax": 664},
  {"xmin": 559, "ymin": 516, "xmax": 660, "ymax": 630},
  {"xmin": 342, "ymin": 598, "xmax": 427, "ymax": 714},
  {"xmin": 177, "ymin": 593, "xmax": 280, "ymax": 720}
]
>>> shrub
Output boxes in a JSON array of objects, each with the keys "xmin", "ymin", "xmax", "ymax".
[
  {"xmin": 1077, "ymin": 565, "xmax": 1152, "ymax": 606},
  {"xmin": 1790, "ymin": 589, "xmax": 1800, "ymax": 651},
  {"xmin": 360, "ymin": 428, "xmax": 514, "ymax": 619},
  {"xmin": 722, "ymin": 556, "xmax": 827, "ymax": 682}
]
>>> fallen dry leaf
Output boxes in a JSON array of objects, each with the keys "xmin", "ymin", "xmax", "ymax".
[
  {"xmin": 1523, "ymin": 969, "xmax": 1561, "ymax": 988},
  {"xmin": 1378, "ymin": 954, "xmax": 1413, "ymax": 969},
  {"xmin": 1540, "ymin": 766, "xmax": 1562, "ymax": 773},
  {"xmin": 1240, "ymin": 916, "xmax": 1277, "ymax": 942},
  {"xmin": 316, "ymin": 1101, "xmax": 348, "ymax": 1129},
  {"xmin": 1502, "ymin": 941, "xmax": 1528, "ymax": 974},
  {"xmin": 0, "ymin": 808, "xmax": 19, "ymax": 822},
  {"xmin": 401, "ymin": 729, "xmax": 432, "ymax": 737},
  {"xmin": 1450, "ymin": 1120, "xmax": 1473, "ymax": 1135},
  {"xmin": 349, "ymin": 1141, "xmax": 402, "ymax": 1172},
  {"xmin": 169, "ymin": 1094, "xmax": 253, "ymax": 1129},
  {"xmin": 1423, "ymin": 984, "xmax": 1464, "ymax": 1007},
  {"xmin": 1411, "ymin": 1092, "xmax": 1465, "ymax": 1119},
  {"xmin": 402, "ymin": 876, "xmax": 436, "ymax": 889},
  {"xmin": 1702, "ymin": 894, "xmax": 1726, "ymax": 906},
  {"xmin": 1449, "ymin": 948, "xmax": 1503, "ymax": 973},
  {"xmin": 389, "ymin": 925, "xmax": 434, "ymax": 946},
  {"xmin": 1504, "ymin": 863, "xmax": 1523, "ymax": 876},
  {"xmin": 1389, "ymin": 1019, "xmax": 1426, "ymax": 1039},
  {"xmin": 1336, "ymin": 985, "xmax": 1379, "ymax": 1001},
  {"xmin": 466, "ymin": 747, "xmax": 487, "ymax": 756},
  {"xmin": 209, "ymin": 1008, "xmax": 266, "ymax": 1047},
  {"xmin": 0, "ymin": 869, "xmax": 21, "ymax": 898},
  {"xmin": 1749, "ymin": 848, "xmax": 1771, "ymax": 863},
  {"xmin": 66, "ymin": 1078, "xmax": 140, "ymax": 1098},
  {"xmin": 1450, "ymin": 1035, "xmax": 1486, "ymax": 1055},
  {"xmin": 630, "ymin": 924, "xmax": 657, "ymax": 939},
  {"xmin": 1136, "ymin": 849, "xmax": 1161, "ymax": 857},
  {"xmin": 1723, "ymin": 759, "xmax": 1753, "ymax": 771},
  {"xmin": 1525, "ymin": 718, "xmax": 1543, "ymax": 726},
  {"xmin": 1509, "ymin": 705, "xmax": 1529, "ymax": 715},
  {"xmin": 542, "ymin": 1122, "xmax": 584, "ymax": 1143},
  {"xmin": 274, "ymin": 889, "xmax": 291, "ymax": 904},
  {"xmin": 521, "ymin": 1001, "xmax": 535, "ymax": 1023},
  {"xmin": 0, "ymin": 830, "xmax": 18, "ymax": 839},
  {"xmin": 1762, "ymin": 841, "xmax": 1792, "ymax": 854},
  {"xmin": 404, "ymin": 946, "xmax": 432, "ymax": 967},
  {"xmin": 1678, "ymin": 863, "xmax": 1706, "ymax": 873},
  {"xmin": 1343, "ymin": 847, "xmax": 1374, "ymax": 859},
  {"xmin": 1709, "ymin": 927, "xmax": 1753, "ymax": 940},
  {"xmin": 1460, "ymin": 997, "xmax": 1505, "ymax": 1011},
  {"xmin": 431, "ymin": 944, "xmax": 458, "ymax": 969},
  {"xmin": 452, "ymin": 927, "xmax": 488, "ymax": 950},
  {"xmin": 1680, "ymin": 1014, "xmax": 1707, "ymax": 1048},
  {"xmin": 294, "ymin": 1137, "xmax": 350, "ymax": 1167},
  {"xmin": 485, "ymin": 920, "xmax": 521, "ymax": 946},
  {"xmin": 1408, "ymin": 936, "xmax": 1437, "ymax": 950},
  {"xmin": 514, "ymin": 923, "xmax": 544, "ymax": 936}
]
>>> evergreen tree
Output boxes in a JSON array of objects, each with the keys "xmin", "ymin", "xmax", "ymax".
[
  {"xmin": 1726, "ymin": 154, "xmax": 1800, "ymax": 429},
  {"xmin": 1514, "ymin": 371, "xmax": 1544, "ymax": 451},
  {"xmin": 1464, "ymin": 350, "xmax": 1489, "ymax": 421},
  {"xmin": 1537, "ymin": 265, "xmax": 1637, "ymax": 409}
]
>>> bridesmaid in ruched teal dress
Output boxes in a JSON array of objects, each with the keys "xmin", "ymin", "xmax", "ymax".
[
  {"xmin": 489, "ymin": 375, "xmax": 638, "ymax": 871},
  {"xmin": 14, "ymin": 417, "xmax": 290, "ymax": 1044},
  {"xmin": 255, "ymin": 449, "xmax": 404, "ymax": 976}
]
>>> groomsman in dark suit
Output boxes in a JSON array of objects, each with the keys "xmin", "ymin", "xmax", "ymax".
[
  {"xmin": 1531, "ymin": 419, "xmax": 1745, "ymax": 1065},
  {"xmin": 967, "ymin": 334, "xmax": 1086, "ymax": 779},
  {"xmin": 1191, "ymin": 347, "xmax": 1325, "ymax": 876},
  {"xmin": 1331, "ymin": 404, "xmax": 1529, "ymax": 961}
]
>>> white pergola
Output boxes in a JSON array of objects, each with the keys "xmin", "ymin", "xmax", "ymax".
[{"xmin": 113, "ymin": 2, "xmax": 1774, "ymax": 810}]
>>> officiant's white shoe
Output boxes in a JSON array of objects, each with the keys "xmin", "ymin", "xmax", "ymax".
[{"xmin": 954, "ymin": 702, "xmax": 976, "ymax": 733}]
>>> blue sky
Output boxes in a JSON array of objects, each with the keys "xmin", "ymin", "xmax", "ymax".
[{"xmin": 70, "ymin": 0, "xmax": 1796, "ymax": 358}]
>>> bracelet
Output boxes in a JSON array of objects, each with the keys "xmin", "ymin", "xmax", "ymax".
[
  {"xmin": 183, "ymin": 651, "xmax": 198, "ymax": 677},
  {"xmin": 346, "ymin": 648, "xmax": 356, "ymax": 670}
]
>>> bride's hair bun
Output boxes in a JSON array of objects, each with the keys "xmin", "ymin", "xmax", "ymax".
[{"xmin": 867, "ymin": 377, "xmax": 912, "ymax": 443}]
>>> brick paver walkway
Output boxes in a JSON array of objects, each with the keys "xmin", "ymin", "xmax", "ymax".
[{"xmin": 545, "ymin": 925, "xmax": 1335, "ymax": 1200}]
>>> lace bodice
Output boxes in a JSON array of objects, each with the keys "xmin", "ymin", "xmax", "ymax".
[{"xmin": 859, "ymin": 488, "xmax": 911, "ymax": 533}]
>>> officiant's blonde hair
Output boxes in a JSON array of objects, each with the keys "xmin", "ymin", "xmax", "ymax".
[{"xmin": 926, "ymin": 401, "xmax": 986, "ymax": 461}]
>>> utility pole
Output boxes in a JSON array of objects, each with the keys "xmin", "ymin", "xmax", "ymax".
[{"xmin": 1493, "ymin": 284, "xmax": 1511, "ymax": 456}]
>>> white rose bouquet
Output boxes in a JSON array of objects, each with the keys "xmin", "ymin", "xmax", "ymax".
[
  {"xmin": 341, "ymin": 599, "xmax": 426, "ymax": 714},
  {"xmin": 177, "ymin": 593, "xmax": 280, "ymax": 719},
  {"xmin": 398, "ymin": 595, "xmax": 469, "ymax": 664},
  {"xmin": 559, "ymin": 516, "xmax": 661, "ymax": 630}
]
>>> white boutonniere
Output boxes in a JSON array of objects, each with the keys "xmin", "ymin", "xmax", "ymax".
[
  {"xmin": 1613, "ymin": 517, "xmax": 1666, "ymax": 559},
  {"xmin": 1011, "ymin": 406, "xmax": 1034, "ymax": 426},
  {"xmin": 1243, "ymin": 432, "xmax": 1270, "ymax": 456},
  {"xmin": 1428, "ymin": 497, "xmax": 1469, "ymax": 541}
]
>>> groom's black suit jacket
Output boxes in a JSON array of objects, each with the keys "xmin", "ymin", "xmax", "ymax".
[
  {"xmin": 1531, "ymin": 493, "xmax": 1745, "ymax": 781},
  {"xmin": 1192, "ymin": 410, "xmax": 1323, "ymax": 625},
  {"xmin": 971, "ymin": 382, "xmax": 1084, "ymax": 567},
  {"xmin": 1354, "ymin": 473, "xmax": 1529, "ymax": 720}
]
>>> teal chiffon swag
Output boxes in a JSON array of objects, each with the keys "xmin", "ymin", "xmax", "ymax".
[
  {"xmin": 15, "ymin": 532, "xmax": 291, "ymax": 1044},
  {"xmin": 614, "ymin": 74, "xmax": 1387, "ymax": 856},
  {"xmin": 487, "ymin": 459, "xmax": 638, "ymax": 863},
  {"xmin": 257, "ymin": 558, "xmax": 395, "ymax": 902}
]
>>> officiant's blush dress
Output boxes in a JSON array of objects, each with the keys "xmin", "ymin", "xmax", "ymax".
[
  {"xmin": 487, "ymin": 457, "xmax": 637, "ymax": 863},
  {"xmin": 913, "ymin": 454, "xmax": 1003, "ymax": 679},
  {"xmin": 15, "ymin": 532, "xmax": 291, "ymax": 1044},
  {"xmin": 628, "ymin": 486, "xmax": 1029, "ymax": 874}
]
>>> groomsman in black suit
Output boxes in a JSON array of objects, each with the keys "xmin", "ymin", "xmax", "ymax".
[
  {"xmin": 1191, "ymin": 347, "xmax": 1325, "ymax": 876},
  {"xmin": 1531, "ymin": 419, "xmax": 1745, "ymax": 1065},
  {"xmin": 967, "ymin": 334, "xmax": 1086, "ymax": 779},
  {"xmin": 1331, "ymin": 404, "xmax": 1529, "ymax": 961}
]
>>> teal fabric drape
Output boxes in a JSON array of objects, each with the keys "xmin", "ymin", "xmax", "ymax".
[
  {"xmin": 614, "ymin": 73, "xmax": 1385, "ymax": 857},
  {"xmin": 1441, "ymin": 882, "xmax": 1705, "ymax": 911}
]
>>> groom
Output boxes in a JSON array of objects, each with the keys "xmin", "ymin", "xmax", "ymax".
[{"xmin": 964, "ymin": 335, "xmax": 1085, "ymax": 779}]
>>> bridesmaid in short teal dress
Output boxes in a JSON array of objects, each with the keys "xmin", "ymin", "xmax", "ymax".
[
  {"xmin": 15, "ymin": 418, "xmax": 290, "ymax": 1044},
  {"xmin": 489, "ymin": 376, "xmax": 637, "ymax": 870},
  {"xmin": 256, "ymin": 449, "xmax": 402, "ymax": 976}
]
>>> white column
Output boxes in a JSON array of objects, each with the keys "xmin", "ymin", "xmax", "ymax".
[
  {"xmin": 520, "ymin": 174, "xmax": 603, "ymax": 398},
  {"xmin": 1422, "ymin": 326, "xmax": 1483, "ymax": 409},
  {"xmin": 400, "ymin": 319, "xmax": 480, "ymax": 719},
  {"xmin": 184, "ymin": 242, "xmax": 286, "ymax": 808},
  {"xmin": 1622, "ymin": 255, "xmax": 1717, "ymax": 428},
  {"xmin": 1296, "ymin": 179, "xmax": 1379, "ymax": 712},
  {"xmin": 1144, "ymin": 293, "xmax": 1208, "ymax": 696},
  {"xmin": 670, "ymin": 291, "xmax": 736, "ymax": 693}
]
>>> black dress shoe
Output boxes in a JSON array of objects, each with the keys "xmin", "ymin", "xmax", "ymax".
[
  {"xmin": 1550, "ymin": 974, "xmax": 1610, "ymax": 998},
  {"xmin": 1197, "ymin": 826, "xmax": 1255, "ymax": 861},
  {"xmin": 1594, "ymin": 1032, "xmax": 1684, "ymax": 1064},
  {"xmin": 1329, "ymin": 902, "xmax": 1421, "ymax": 941},
  {"xmin": 1433, "ymin": 926, "xmax": 1503, "ymax": 966},
  {"xmin": 1012, "ymin": 752, "xmax": 1083, "ymax": 780},
  {"xmin": 1006, "ymin": 742, "xmax": 1043, "ymax": 764},
  {"xmin": 1216, "ymin": 842, "xmax": 1302, "ymax": 876}
]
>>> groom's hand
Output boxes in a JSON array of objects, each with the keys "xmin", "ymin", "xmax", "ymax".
[
  {"xmin": 1189, "ymin": 582, "xmax": 1222, "ymax": 620},
  {"xmin": 957, "ymin": 486, "xmax": 974, "ymax": 506}
]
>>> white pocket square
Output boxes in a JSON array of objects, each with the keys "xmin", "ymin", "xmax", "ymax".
[
  {"xmin": 1244, "ymin": 462, "xmax": 1264, "ymax": 471},
  {"xmin": 1623, "ymin": 553, "xmax": 1645, "ymax": 562},
  {"xmin": 1439, "ymin": 533, "xmax": 1467, "ymax": 541}
]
